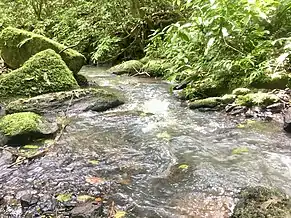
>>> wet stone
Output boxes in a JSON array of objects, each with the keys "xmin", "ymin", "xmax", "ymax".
[
  {"xmin": 266, "ymin": 102, "xmax": 284, "ymax": 113},
  {"xmin": 229, "ymin": 106, "xmax": 247, "ymax": 115},
  {"xmin": 70, "ymin": 202, "xmax": 102, "ymax": 218}
]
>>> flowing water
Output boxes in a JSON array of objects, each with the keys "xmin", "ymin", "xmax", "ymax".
[{"xmin": 1, "ymin": 66, "xmax": 291, "ymax": 217}]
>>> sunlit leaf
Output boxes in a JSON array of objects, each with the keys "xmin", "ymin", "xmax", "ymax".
[
  {"xmin": 115, "ymin": 211, "xmax": 126, "ymax": 218},
  {"xmin": 77, "ymin": 195, "xmax": 95, "ymax": 202},
  {"xmin": 88, "ymin": 160, "xmax": 99, "ymax": 165},
  {"xmin": 178, "ymin": 164, "xmax": 189, "ymax": 169},
  {"xmin": 232, "ymin": 147, "xmax": 249, "ymax": 155},
  {"xmin": 56, "ymin": 193, "xmax": 72, "ymax": 202},
  {"xmin": 22, "ymin": 145, "xmax": 39, "ymax": 149}
]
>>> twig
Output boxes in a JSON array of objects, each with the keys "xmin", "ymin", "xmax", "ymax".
[{"xmin": 59, "ymin": 44, "xmax": 79, "ymax": 54}]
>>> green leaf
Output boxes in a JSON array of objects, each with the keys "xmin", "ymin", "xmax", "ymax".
[
  {"xmin": 178, "ymin": 164, "xmax": 189, "ymax": 169},
  {"xmin": 77, "ymin": 195, "xmax": 95, "ymax": 202},
  {"xmin": 88, "ymin": 160, "xmax": 99, "ymax": 165},
  {"xmin": 115, "ymin": 211, "xmax": 126, "ymax": 218},
  {"xmin": 232, "ymin": 147, "xmax": 249, "ymax": 155},
  {"xmin": 56, "ymin": 193, "xmax": 72, "ymax": 202},
  {"xmin": 22, "ymin": 145, "xmax": 39, "ymax": 149}
]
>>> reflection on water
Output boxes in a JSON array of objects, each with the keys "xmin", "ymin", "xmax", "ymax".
[{"xmin": 1, "ymin": 66, "xmax": 291, "ymax": 217}]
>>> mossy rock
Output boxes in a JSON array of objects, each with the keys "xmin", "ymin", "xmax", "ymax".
[
  {"xmin": 251, "ymin": 72, "xmax": 291, "ymax": 89},
  {"xmin": 142, "ymin": 59, "xmax": 172, "ymax": 77},
  {"xmin": 236, "ymin": 92, "xmax": 279, "ymax": 107},
  {"xmin": 0, "ymin": 49, "xmax": 79, "ymax": 98},
  {"xmin": 189, "ymin": 97, "xmax": 222, "ymax": 109},
  {"xmin": 221, "ymin": 94, "xmax": 236, "ymax": 104},
  {"xmin": 6, "ymin": 88, "xmax": 125, "ymax": 114},
  {"xmin": 0, "ymin": 112, "xmax": 58, "ymax": 146},
  {"xmin": 231, "ymin": 186, "xmax": 291, "ymax": 218},
  {"xmin": 0, "ymin": 27, "xmax": 85, "ymax": 74},
  {"xmin": 232, "ymin": 88, "xmax": 251, "ymax": 96},
  {"xmin": 107, "ymin": 60, "xmax": 143, "ymax": 75}
]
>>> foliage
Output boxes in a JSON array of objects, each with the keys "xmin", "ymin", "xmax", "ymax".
[
  {"xmin": 0, "ymin": 0, "xmax": 179, "ymax": 63},
  {"xmin": 146, "ymin": 0, "xmax": 291, "ymax": 98}
]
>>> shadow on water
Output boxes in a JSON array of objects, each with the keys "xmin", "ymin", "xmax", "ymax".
[{"xmin": 1, "ymin": 66, "xmax": 291, "ymax": 217}]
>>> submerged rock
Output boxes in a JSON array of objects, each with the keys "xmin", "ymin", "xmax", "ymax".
[
  {"xmin": 231, "ymin": 186, "xmax": 291, "ymax": 218},
  {"xmin": 0, "ymin": 49, "xmax": 79, "ymax": 98},
  {"xmin": 0, "ymin": 27, "xmax": 85, "ymax": 74},
  {"xmin": 6, "ymin": 88, "xmax": 124, "ymax": 114},
  {"xmin": 0, "ymin": 112, "xmax": 58, "ymax": 146},
  {"xmin": 70, "ymin": 202, "xmax": 102, "ymax": 218},
  {"xmin": 107, "ymin": 60, "xmax": 143, "ymax": 75}
]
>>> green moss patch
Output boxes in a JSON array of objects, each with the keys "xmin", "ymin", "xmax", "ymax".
[
  {"xmin": 231, "ymin": 186, "xmax": 291, "ymax": 218},
  {"xmin": 0, "ymin": 27, "xmax": 85, "ymax": 74},
  {"xmin": 236, "ymin": 92, "xmax": 279, "ymax": 107},
  {"xmin": 0, "ymin": 112, "xmax": 41, "ymax": 137},
  {"xmin": 0, "ymin": 49, "xmax": 79, "ymax": 98},
  {"xmin": 251, "ymin": 72, "xmax": 291, "ymax": 89},
  {"xmin": 107, "ymin": 60, "xmax": 143, "ymax": 75},
  {"xmin": 232, "ymin": 88, "xmax": 251, "ymax": 96},
  {"xmin": 189, "ymin": 97, "xmax": 222, "ymax": 109}
]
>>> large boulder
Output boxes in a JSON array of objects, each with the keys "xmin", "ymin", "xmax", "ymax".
[
  {"xmin": 0, "ymin": 49, "xmax": 79, "ymax": 98},
  {"xmin": 6, "ymin": 88, "xmax": 125, "ymax": 114},
  {"xmin": 231, "ymin": 186, "xmax": 291, "ymax": 218},
  {"xmin": 0, "ymin": 112, "xmax": 58, "ymax": 146},
  {"xmin": 251, "ymin": 72, "xmax": 291, "ymax": 89},
  {"xmin": 0, "ymin": 27, "xmax": 85, "ymax": 74}
]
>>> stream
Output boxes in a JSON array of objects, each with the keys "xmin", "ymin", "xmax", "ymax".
[{"xmin": 1, "ymin": 66, "xmax": 291, "ymax": 217}]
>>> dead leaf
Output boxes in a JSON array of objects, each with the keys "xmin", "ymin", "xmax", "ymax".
[{"xmin": 85, "ymin": 177, "xmax": 105, "ymax": 185}]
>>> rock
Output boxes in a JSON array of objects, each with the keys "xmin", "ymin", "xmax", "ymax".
[
  {"xmin": 142, "ymin": 59, "xmax": 172, "ymax": 77},
  {"xmin": 189, "ymin": 97, "xmax": 222, "ymax": 109},
  {"xmin": 283, "ymin": 107, "xmax": 291, "ymax": 133},
  {"xmin": 0, "ymin": 150, "xmax": 13, "ymax": 165},
  {"xmin": 231, "ymin": 186, "xmax": 291, "ymax": 218},
  {"xmin": 107, "ymin": 60, "xmax": 143, "ymax": 75},
  {"xmin": 6, "ymin": 88, "xmax": 124, "ymax": 114},
  {"xmin": 232, "ymin": 88, "xmax": 251, "ymax": 96},
  {"xmin": 74, "ymin": 74, "xmax": 89, "ymax": 87},
  {"xmin": 0, "ymin": 49, "xmax": 79, "ymax": 98},
  {"xmin": 266, "ymin": 102, "xmax": 284, "ymax": 113},
  {"xmin": 70, "ymin": 202, "xmax": 102, "ymax": 218},
  {"xmin": 0, "ymin": 112, "xmax": 58, "ymax": 146},
  {"xmin": 221, "ymin": 94, "xmax": 236, "ymax": 104},
  {"xmin": 229, "ymin": 106, "xmax": 247, "ymax": 115},
  {"xmin": 16, "ymin": 190, "xmax": 38, "ymax": 207},
  {"xmin": 235, "ymin": 92, "xmax": 279, "ymax": 107},
  {"xmin": 0, "ymin": 27, "xmax": 85, "ymax": 74}
]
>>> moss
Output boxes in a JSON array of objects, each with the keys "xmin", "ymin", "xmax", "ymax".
[
  {"xmin": 142, "ymin": 59, "xmax": 172, "ymax": 77},
  {"xmin": 221, "ymin": 94, "xmax": 236, "ymax": 104},
  {"xmin": 236, "ymin": 92, "xmax": 279, "ymax": 107},
  {"xmin": 232, "ymin": 88, "xmax": 251, "ymax": 96},
  {"xmin": 189, "ymin": 97, "xmax": 222, "ymax": 109},
  {"xmin": 0, "ymin": 27, "xmax": 85, "ymax": 74},
  {"xmin": 0, "ymin": 112, "xmax": 41, "ymax": 136},
  {"xmin": 107, "ymin": 60, "xmax": 143, "ymax": 75},
  {"xmin": 251, "ymin": 72, "xmax": 291, "ymax": 89},
  {"xmin": 231, "ymin": 186, "xmax": 291, "ymax": 218},
  {"xmin": 0, "ymin": 49, "xmax": 79, "ymax": 97}
]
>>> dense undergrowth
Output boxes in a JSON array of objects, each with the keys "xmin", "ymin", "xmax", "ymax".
[
  {"xmin": 1, "ymin": 0, "xmax": 291, "ymax": 99},
  {"xmin": 0, "ymin": 0, "xmax": 179, "ymax": 63}
]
